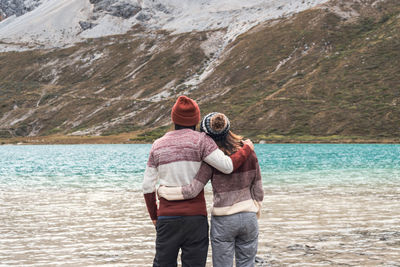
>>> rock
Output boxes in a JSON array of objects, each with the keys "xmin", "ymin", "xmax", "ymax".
[
  {"xmin": 154, "ymin": 3, "xmax": 170, "ymax": 14},
  {"xmin": 0, "ymin": 0, "xmax": 41, "ymax": 18},
  {"xmin": 255, "ymin": 256, "xmax": 267, "ymax": 267},
  {"xmin": 108, "ymin": 3, "xmax": 141, "ymax": 19},
  {"xmin": 14, "ymin": 124, "xmax": 29, "ymax": 136},
  {"xmin": 79, "ymin": 21, "xmax": 97, "ymax": 30},
  {"xmin": 136, "ymin": 12, "xmax": 151, "ymax": 22},
  {"xmin": 287, "ymin": 244, "xmax": 318, "ymax": 254},
  {"xmin": 287, "ymin": 244, "xmax": 305, "ymax": 251},
  {"xmin": 91, "ymin": 0, "xmax": 142, "ymax": 19},
  {"xmin": 259, "ymin": 140, "xmax": 267, "ymax": 144}
]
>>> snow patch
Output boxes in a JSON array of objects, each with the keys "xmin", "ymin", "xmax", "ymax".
[
  {"xmin": 81, "ymin": 51, "xmax": 103, "ymax": 63},
  {"xmin": 0, "ymin": 42, "xmax": 30, "ymax": 52},
  {"xmin": 94, "ymin": 87, "xmax": 106, "ymax": 94},
  {"xmin": 70, "ymin": 109, "xmax": 139, "ymax": 136},
  {"xmin": 274, "ymin": 48, "xmax": 298, "ymax": 72},
  {"xmin": 0, "ymin": 0, "xmax": 330, "ymax": 51},
  {"xmin": 80, "ymin": 14, "xmax": 136, "ymax": 39},
  {"xmin": 0, "ymin": 0, "xmax": 92, "ymax": 47},
  {"xmin": 199, "ymin": 30, "xmax": 226, "ymax": 57},
  {"xmin": 145, "ymin": 90, "xmax": 172, "ymax": 102},
  {"xmin": 131, "ymin": 89, "xmax": 144, "ymax": 99},
  {"xmin": 161, "ymin": 79, "xmax": 176, "ymax": 91},
  {"xmin": 9, "ymin": 109, "xmax": 35, "ymax": 126}
]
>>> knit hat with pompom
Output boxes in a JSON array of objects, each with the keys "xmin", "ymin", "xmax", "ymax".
[{"xmin": 200, "ymin": 112, "xmax": 230, "ymax": 141}]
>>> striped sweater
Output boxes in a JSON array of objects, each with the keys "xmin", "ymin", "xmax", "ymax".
[
  {"xmin": 142, "ymin": 129, "xmax": 252, "ymax": 220},
  {"xmin": 158, "ymin": 151, "xmax": 264, "ymax": 216}
]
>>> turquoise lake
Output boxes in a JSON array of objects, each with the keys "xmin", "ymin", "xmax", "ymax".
[
  {"xmin": 1, "ymin": 144, "xmax": 400, "ymax": 266},
  {"xmin": 0, "ymin": 144, "xmax": 399, "ymax": 189}
]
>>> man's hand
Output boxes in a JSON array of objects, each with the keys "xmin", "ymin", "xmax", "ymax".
[
  {"xmin": 242, "ymin": 139, "xmax": 254, "ymax": 151},
  {"xmin": 152, "ymin": 220, "xmax": 157, "ymax": 227}
]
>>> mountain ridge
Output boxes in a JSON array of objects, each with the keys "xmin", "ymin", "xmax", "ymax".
[{"xmin": 0, "ymin": 0, "xmax": 329, "ymax": 50}]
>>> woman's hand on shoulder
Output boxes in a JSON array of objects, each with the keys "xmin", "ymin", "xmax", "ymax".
[{"xmin": 242, "ymin": 139, "xmax": 254, "ymax": 150}]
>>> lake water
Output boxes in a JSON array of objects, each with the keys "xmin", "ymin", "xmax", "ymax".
[
  {"xmin": 1, "ymin": 144, "xmax": 399, "ymax": 189},
  {"xmin": 1, "ymin": 144, "xmax": 400, "ymax": 266}
]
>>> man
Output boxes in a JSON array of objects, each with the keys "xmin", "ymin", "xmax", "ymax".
[{"xmin": 143, "ymin": 95, "xmax": 254, "ymax": 267}]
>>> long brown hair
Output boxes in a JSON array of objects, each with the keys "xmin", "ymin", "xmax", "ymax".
[{"xmin": 214, "ymin": 131, "xmax": 243, "ymax": 156}]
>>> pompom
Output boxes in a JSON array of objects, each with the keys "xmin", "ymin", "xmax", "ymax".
[{"xmin": 210, "ymin": 114, "xmax": 227, "ymax": 132}]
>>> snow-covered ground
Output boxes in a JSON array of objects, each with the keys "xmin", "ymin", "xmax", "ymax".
[
  {"xmin": 0, "ymin": 0, "xmax": 329, "ymax": 51},
  {"xmin": 0, "ymin": 0, "xmax": 91, "ymax": 48}
]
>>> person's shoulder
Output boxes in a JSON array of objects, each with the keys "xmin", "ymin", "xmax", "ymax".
[
  {"xmin": 237, "ymin": 148, "xmax": 258, "ymax": 164},
  {"xmin": 176, "ymin": 130, "xmax": 213, "ymax": 144},
  {"xmin": 153, "ymin": 130, "xmax": 204, "ymax": 147},
  {"xmin": 197, "ymin": 131, "xmax": 213, "ymax": 142},
  {"xmin": 176, "ymin": 129, "xmax": 204, "ymax": 143},
  {"xmin": 199, "ymin": 132, "xmax": 219, "ymax": 150},
  {"xmin": 188, "ymin": 131, "xmax": 217, "ymax": 150},
  {"xmin": 183, "ymin": 129, "xmax": 204, "ymax": 137},
  {"xmin": 233, "ymin": 149, "xmax": 258, "ymax": 172},
  {"xmin": 248, "ymin": 150, "xmax": 259, "ymax": 163},
  {"xmin": 151, "ymin": 132, "xmax": 171, "ymax": 149},
  {"xmin": 154, "ymin": 134, "xmax": 168, "ymax": 144}
]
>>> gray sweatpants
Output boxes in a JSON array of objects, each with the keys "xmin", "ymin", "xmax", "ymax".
[{"xmin": 211, "ymin": 212, "xmax": 258, "ymax": 267}]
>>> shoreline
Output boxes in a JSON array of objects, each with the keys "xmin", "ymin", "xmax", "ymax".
[{"xmin": 1, "ymin": 133, "xmax": 400, "ymax": 145}]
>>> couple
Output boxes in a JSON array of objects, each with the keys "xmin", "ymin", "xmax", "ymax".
[{"xmin": 142, "ymin": 96, "xmax": 264, "ymax": 267}]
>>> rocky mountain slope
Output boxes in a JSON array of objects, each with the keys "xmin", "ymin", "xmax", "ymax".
[
  {"xmin": 0, "ymin": 0, "xmax": 41, "ymax": 18},
  {"xmin": 0, "ymin": 0, "xmax": 328, "ymax": 50},
  {"xmin": 0, "ymin": 0, "xmax": 399, "ymax": 142}
]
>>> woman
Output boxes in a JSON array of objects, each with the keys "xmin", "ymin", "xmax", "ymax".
[{"xmin": 158, "ymin": 112, "xmax": 264, "ymax": 267}]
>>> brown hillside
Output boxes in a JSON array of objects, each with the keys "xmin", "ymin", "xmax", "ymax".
[
  {"xmin": 0, "ymin": 0, "xmax": 399, "ymax": 143},
  {"xmin": 192, "ymin": 0, "xmax": 400, "ymax": 141}
]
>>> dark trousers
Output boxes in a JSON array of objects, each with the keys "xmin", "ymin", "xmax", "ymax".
[{"xmin": 153, "ymin": 216, "xmax": 209, "ymax": 267}]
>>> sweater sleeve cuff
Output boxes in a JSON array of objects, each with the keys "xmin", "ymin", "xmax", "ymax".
[
  {"xmin": 230, "ymin": 144, "xmax": 252, "ymax": 171},
  {"xmin": 144, "ymin": 192, "xmax": 157, "ymax": 220},
  {"xmin": 158, "ymin": 185, "xmax": 185, "ymax": 200}
]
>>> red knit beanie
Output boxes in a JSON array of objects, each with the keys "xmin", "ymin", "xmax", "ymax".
[{"xmin": 171, "ymin": 96, "xmax": 201, "ymax": 126}]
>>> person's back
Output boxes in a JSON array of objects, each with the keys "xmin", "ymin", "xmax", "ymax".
[
  {"xmin": 158, "ymin": 150, "xmax": 263, "ymax": 267},
  {"xmin": 158, "ymin": 112, "xmax": 264, "ymax": 267},
  {"xmin": 210, "ymin": 151, "xmax": 263, "ymax": 216},
  {"xmin": 150, "ymin": 129, "xmax": 218, "ymax": 187},
  {"xmin": 144, "ymin": 127, "xmax": 253, "ymax": 218},
  {"xmin": 145, "ymin": 128, "xmax": 222, "ymax": 218},
  {"xmin": 142, "ymin": 97, "xmax": 254, "ymax": 267},
  {"xmin": 199, "ymin": 114, "xmax": 263, "ymax": 267}
]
